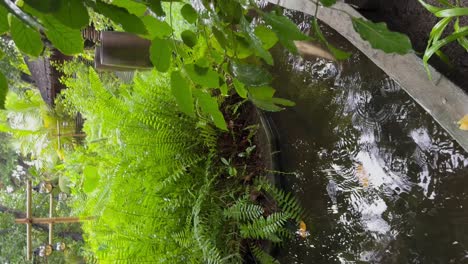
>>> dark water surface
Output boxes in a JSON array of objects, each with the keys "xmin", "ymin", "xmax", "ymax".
[{"xmin": 266, "ymin": 10, "xmax": 468, "ymax": 264}]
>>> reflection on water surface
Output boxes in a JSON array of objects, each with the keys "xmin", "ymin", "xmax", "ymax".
[{"xmin": 267, "ymin": 11, "xmax": 468, "ymax": 264}]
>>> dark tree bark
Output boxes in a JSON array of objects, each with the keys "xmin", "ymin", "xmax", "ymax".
[{"xmin": 20, "ymin": 72, "xmax": 35, "ymax": 84}]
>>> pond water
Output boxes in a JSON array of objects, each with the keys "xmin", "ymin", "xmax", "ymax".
[{"xmin": 266, "ymin": 10, "xmax": 468, "ymax": 264}]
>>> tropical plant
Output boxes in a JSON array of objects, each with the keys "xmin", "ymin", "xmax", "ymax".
[
  {"xmin": 417, "ymin": 0, "xmax": 468, "ymax": 78},
  {"xmin": 0, "ymin": 0, "xmax": 419, "ymax": 262},
  {"xmin": 54, "ymin": 64, "xmax": 307, "ymax": 263},
  {"xmin": 0, "ymin": 0, "xmax": 413, "ymax": 118}
]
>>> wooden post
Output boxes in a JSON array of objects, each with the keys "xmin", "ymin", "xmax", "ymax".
[
  {"xmin": 56, "ymin": 120, "xmax": 61, "ymax": 150},
  {"xmin": 26, "ymin": 181, "xmax": 32, "ymax": 261},
  {"xmin": 15, "ymin": 216, "xmax": 95, "ymax": 224},
  {"xmin": 16, "ymin": 181, "xmax": 94, "ymax": 260},
  {"xmin": 48, "ymin": 193, "xmax": 53, "ymax": 245}
]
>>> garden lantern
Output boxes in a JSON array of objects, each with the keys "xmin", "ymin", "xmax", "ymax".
[
  {"xmin": 54, "ymin": 241, "xmax": 66, "ymax": 251},
  {"xmin": 58, "ymin": 192, "xmax": 68, "ymax": 201},
  {"xmin": 32, "ymin": 181, "xmax": 53, "ymax": 194},
  {"xmin": 34, "ymin": 244, "xmax": 53, "ymax": 257}
]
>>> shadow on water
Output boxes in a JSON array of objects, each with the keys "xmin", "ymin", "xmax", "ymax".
[{"xmin": 267, "ymin": 10, "xmax": 468, "ymax": 264}]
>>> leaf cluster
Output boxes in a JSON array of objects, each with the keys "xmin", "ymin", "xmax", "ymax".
[
  {"xmin": 0, "ymin": 0, "xmax": 419, "ymax": 117},
  {"xmin": 417, "ymin": 0, "xmax": 468, "ymax": 78}
]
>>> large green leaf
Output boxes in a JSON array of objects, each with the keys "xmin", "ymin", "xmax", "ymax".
[
  {"xmin": 181, "ymin": 30, "xmax": 197, "ymax": 48},
  {"xmin": 83, "ymin": 165, "xmax": 100, "ymax": 193},
  {"xmin": 24, "ymin": 0, "xmax": 60, "ymax": 13},
  {"xmin": 146, "ymin": 0, "xmax": 165, "ymax": 16},
  {"xmin": 112, "ymin": 0, "xmax": 148, "ymax": 16},
  {"xmin": 141, "ymin": 16, "xmax": 172, "ymax": 39},
  {"xmin": 150, "ymin": 37, "xmax": 171, "ymax": 72},
  {"xmin": 263, "ymin": 12, "xmax": 309, "ymax": 54},
  {"xmin": 58, "ymin": 175, "xmax": 71, "ymax": 193},
  {"xmin": 171, "ymin": 71, "xmax": 194, "ymax": 117},
  {"xmin": 248, "ymin": 86, "xmax": 295, "ymax": 112},
  {"xmin": 42, "ymin": 15, "xmax": 84, "ymax": 55},
  {"xmin": 9, "ymin": 15, "xmax": 43, "ymax": 57},
  {"xmin": 230, "ymin": 61, "xmax": 272, "ymax": 87},
  {"xmin": 212, "ymin": 26, "xmax": 228, "ymax": 49},
  {"xmin": 254, "ymin": 25, "xmax": 278, "ymax": 50},
  {"xmin": 0, "ymin": 72, "xmax": 7, "ymax": 109},
  {"xmin": 320, "ymin": 0, "xmax": 336, "ymax": 7},
  {"xmin": 181, "ymin": 4, "xmax": 197, "ymax": 24},
  {"xmin": 194, "ymin": 90, "xmax": 227, "ymax": 131},
  {"xmin": 352, "ymin": 18, "xmax": 412, "ymax": 54},
  {"xmin": 240, "ymin": 16, "xmax": 273, "ymax": 65},
  {"xmin": 185, "ymin": 64, "xmax": 219, "ymax": 88},
  {"xmin": 218, "ymin": 0, "xmax": 242, "ymax": 24},
  {"xmin": 91, "ymin": 0, "xmax": 148, "ymax": 35},
  {"xmin": 53, "ymin": 0, "xmax": 89, "ymax": 29},
  {"xmin": 233, "ymin": 79, "xmax": 247, "ymax": 98},
  {"xmin": 0, "ymin": 4, "xmax": 9, "ymax": 34},
  {"xmin": 20, "ymin": 3, "xmax": 83, "ymax": 55}
]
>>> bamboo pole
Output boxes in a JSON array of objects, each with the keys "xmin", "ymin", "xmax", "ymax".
[
  {"xmin": 56, "ymin": 120, "xmax": 61, "ymax": 149},
  {"xmin": 52, "ymin": 133, "xmax": 86, "ymax": 137},
  {"xmin": 26, "ymin": 181, "xmax": 32, "ymax": 261},
  {"xmin": 48, "ymin": 193, "xmax": 53, "ymax": 245},
  {"xmin": 17, "ymin": 181, "xmax": 94, "ymax": 260},
  {"xmin": 15, "ymin": 216, "xmax": 94, "ymax": 224}
]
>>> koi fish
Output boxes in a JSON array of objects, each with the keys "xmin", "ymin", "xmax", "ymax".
[
  {"xmin": 294, "ymin": 41, "xmax": 336, "ymax": 61},
  {"xmin": 297, "ymin": 220, "xmax": 309, "ymax": 238},
  {"xmin": 458, "ymin": 114, "xmax": 468, "ymax": 130},
  {"xmin": 356, "ymin": 163, "xmax": 369, "ymax": 188}
]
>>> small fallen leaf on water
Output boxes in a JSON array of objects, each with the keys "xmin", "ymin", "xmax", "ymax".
[
  {"xmin": 458, "ymin": 115, "xmax": 468, "ymax": 130},
  {"xmin": 298, "ymin": 220, "xmax": 308, "ymax": 238}
]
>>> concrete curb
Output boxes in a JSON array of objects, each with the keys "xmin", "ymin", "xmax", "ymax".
[{"xmin": 267, "ymin": 0, "xmax": 468, "ymax": 152}]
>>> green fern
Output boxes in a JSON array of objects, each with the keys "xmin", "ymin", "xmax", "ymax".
[
  {"xmin": 224, "ymin": 199, "xmax": 264, "ymax": 222},
  {"xmin": 240, "ymin": 212, "xmax": 288, "ymax": 240},
  {"xmin": 58, "ymin": 62, "xmax": 304, "ymax": 263},
  {"xmin": 255, "ymin": 177, "xmax": 304, "ymax": 222},
  {"xmin": 250, "ymin": 244, "xmax": 280, "ymax": 264}
]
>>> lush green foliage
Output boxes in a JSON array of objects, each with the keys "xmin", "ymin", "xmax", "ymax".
[
  {"xmin": 0, "ymin": 0, "xmax": 415, "ymax": 113},
  {"xmin": 55, "ymin": 65, "xmax": 304, "ymax": 263},
  {"xmin": 417, "ymin": 0, "xmax": 468, "ymax": 78},
  {"xmin": 0, "ymin": 0, "xmax": 426, "ymax": 262}
]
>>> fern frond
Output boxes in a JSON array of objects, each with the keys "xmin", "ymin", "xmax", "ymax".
[
  {"xmin": 250, "ymin": 244, "xmax": 280, "ymax": 264},
  {"xmin": 224, "ymin": 199, "xmax": 264, "ymax": 222},
  {"xmin": 255, "ymin": 177, "xmax": 304, "ymax": 222},
  {"xmin": 240, "ymin": 212, "xmax": 288, "ymax": 240}
]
